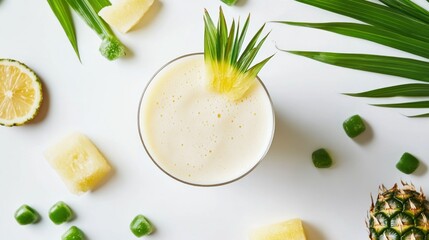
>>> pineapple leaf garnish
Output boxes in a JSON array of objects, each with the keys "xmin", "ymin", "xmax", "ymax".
[
  {"xmin": 277, "ymin": 0, "xmax": 429, "ymax": 117},
  {"xmin": 204, "ymin": 8, "xmax": 273, "ymax": 100}
]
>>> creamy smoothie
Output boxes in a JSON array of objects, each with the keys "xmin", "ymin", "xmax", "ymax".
[{"xmin": 138, "ymin": 54, "xmax": 274, "ymax": 185}]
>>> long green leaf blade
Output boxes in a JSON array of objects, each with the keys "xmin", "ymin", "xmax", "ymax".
[
  {"xmin": 47, "ymin": 0, "xmax": 80, "ymax": 60},
  {"xmin": 277, "ymin": 22, "xmax": 429, "ymax": 59},
  {"xmin": 245, "ymin": 54, "xmax": 275, "ymax": 78},
  {"xmin": 66, "ymin": 0, "xmax": 125, "ymax": 60},
  {"xmin": 237, "ymin": 32, "xmax": 269, "ymax": 72},
  {"xmin": 238, "ymin": 24, "xmax": 266, "ymax": 63},
  {"xmin": 204, "ymin": 9, "xmax": 218, "ymax": 62},
  {"xmin": 218, "ymin": 8, "xmax": 228, "ymax": 61},
  {"xmin": 373, "ymin": 101, "xmax": 429, "ymax": 108},
  {"xmin": 399, "ymin": 0, "xmax": 428, "ymax": 11},
  {"xmin": 345, "ymin": 84, "xmax": 429, "ymax": 97},
  {"xmin": 287, "ymin": 51, "xmax": 429, "ymax": 83},
  {"xmin": 295, "ymin": 0, "xmax": 429, "ymax": 43},
  {"xmin": 88, "ymin": 0, "xmax": 110, "ymax": 12},
  {"xmin": 66, "ymin": 0, "xmax": 111, "ymax": 37},
  {"xmin": 407, "ymin": 113, "xmax": 429, "ymax": 118},
  {"xmin": 378, "ymin": 0, "xmax": 429, "ymax": 24},
  {"xmin": 231, "ymin": 15, "xmax": 250, "ymax": 66},
  {"xmin": 225, "ymin": 20, "xmax": 235, "ymax": 63}
]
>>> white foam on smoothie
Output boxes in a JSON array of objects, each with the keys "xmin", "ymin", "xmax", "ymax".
[{"xmin": 139, "ymin": 54, "xmax": 274, "ymax": 185}]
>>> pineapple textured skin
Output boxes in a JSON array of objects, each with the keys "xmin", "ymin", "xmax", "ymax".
[
  {"xmin": 45, "ymin": 133, "xmax": 112, "ymax": 194},
  {"xmin": 368, "ymin": 182, "xmax": 429, "ymax": 240}
]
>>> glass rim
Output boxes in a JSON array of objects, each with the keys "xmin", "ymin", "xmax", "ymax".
[{"xmin": 137, "ymin": 52, "xmax": 276, "ymax": 187}]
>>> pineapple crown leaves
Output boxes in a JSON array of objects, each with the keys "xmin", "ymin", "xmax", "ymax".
[{"xmin": 203, "ymin": 7, "xmax": 274, "ymax": 100}]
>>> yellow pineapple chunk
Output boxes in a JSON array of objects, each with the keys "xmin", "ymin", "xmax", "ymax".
[
  {"xmin": 250, "ymin": 219, "xmax": 307, "ymax": 240},
  {"xmin": 45, "ymin": 133, "xmax": 112, "ymax": 194},
  {"xmin": 98, "ymin": 0, "xmax": 155, "ymax": 33}
]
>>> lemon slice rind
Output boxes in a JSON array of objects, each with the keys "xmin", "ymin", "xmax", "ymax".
[{"xmin": 0, "ymin": 59, "xmax": 43, "ymax": 127}]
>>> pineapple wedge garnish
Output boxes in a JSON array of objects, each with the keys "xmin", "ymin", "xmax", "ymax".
[
  {"xmin": 99, "ymin": 0, "xmax": 155, "ymax": 33},
  {"xmin": 204, "ymin": 8, "xmax": 273, "ymax": 100},
  {"xmin": 45, "ymin": 133, "xmax": 112, "ymax": 194},
  {"xmin": 250, "ymin": 219, "xmax": 307, "ymax": 240}
]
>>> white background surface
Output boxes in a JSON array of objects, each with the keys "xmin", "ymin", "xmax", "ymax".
[{"xmin": 2, "ymin": 0, "xmax": 429, "ymax": 239}]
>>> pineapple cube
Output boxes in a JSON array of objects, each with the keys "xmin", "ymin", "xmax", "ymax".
[
  {"xmin": 250, "ymin": 219, "xmax": 307, "ymax": 240},
  {"xmin": 98, "ymin": 0, "xmax": 155, "ymax": 33},
  {"xmin": 45, "ymin": 133, "xmax": 112, "ymax": 194}
]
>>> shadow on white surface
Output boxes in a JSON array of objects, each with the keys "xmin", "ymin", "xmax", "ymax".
[
  {"xmin": 123, "ymin": 45, "xmax": 135, "ymax": 60},
  {"xmin": 304, "ymin": 220, "xmax": 328, "ymax": 240},
  {"xmin": 236, "ymin": 0, "xmax": 249, "ymax": 7},
  {"xmin": 131, "ymin": 0, "xmax": 163, "ymax": 33},
  {"xmin": 266, "ymin": 111, "xmax": 316, "ymax": 164},
  {"xmin": 414, "ymin": 159, "xmax": 427, "ymax": 177},
  {"xmin": 353, "ymin": 118, "xmax": 374, "ymax": 146}
]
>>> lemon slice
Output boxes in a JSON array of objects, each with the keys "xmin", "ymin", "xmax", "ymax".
[
  {"xmin": 98, "ymin": 0, "xmax": 155, "ymax": 33},
  {"xmin": 0, "ymin": 59, "xmax": 43, "ymax": 127}
]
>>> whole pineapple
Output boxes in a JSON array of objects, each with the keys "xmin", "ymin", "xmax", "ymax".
[{"xmin": 368, "ymin": 182, "xmax": 429, "ymax": 239}]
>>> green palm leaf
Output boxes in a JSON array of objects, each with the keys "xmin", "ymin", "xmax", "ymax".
[
  {"xmin": 295, "ymin": 0, "xmax": 429, "ymax": 42},
  {"xmin": 66, "ymin": 0, "xmax": 112, "ymax": 37},
  {"xmin": 65, "ymin": 0, "xmax": 125, "ymax": 60},
  {"xmin": 47, "ymin": 0, "xmax": 80, "ymax": 60},
  {"xmin": 373, "ymin": 101, "xmax": 429, "ymax": 108},
  {"xmin": 282, "ymin": 0, "xmax": 429, "ymax": 117},
  {"xmin": 407, "ymin": 113, "xmax": 429, "ymax": 118},
  {"xmin": 277, "ymin": 22, "xmax": 429, "ymax": 59},
  {"xmin": 286, "ymin": 51, "xmax": 429, "ymax": 83},
  {"xmin": 345, "ymin": 84, "xmax": 429, "ymax": 98},
  {"xmin": 88, "ymin": 0, "xmax": 110, "ymax": 12},
  {"xmin": 379, "ymin": 0, "xmax": 429, "ymax": 24}
]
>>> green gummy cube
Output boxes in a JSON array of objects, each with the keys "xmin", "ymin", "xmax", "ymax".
[
  {"xmin": 49, "ymin": 201, "xmax": 73, "ymax": 225},
  {"xmin": 14, "ymin": 204, "xmax": 40, "ymax": 225},
  {"xmin": 396, "ymin": 152, "xmax": 420, "ymax": 174},
  {"xmin": 312, "ymin": 148, "xmax": 333, "ymax": 168},
  {"xmin": 343, "ymin": 115, "xmax": 366, "ymax": 138},
  {"xmin": 130, "ymin": 215, "xmax": 154, "ymax": 237},
  {"xmin": 221, "ymin": 0, "xmax": 238, "ymax": 6},
  {"xmin": 62, "ymin": 226, "xmax": 85, "ymax": 240}
]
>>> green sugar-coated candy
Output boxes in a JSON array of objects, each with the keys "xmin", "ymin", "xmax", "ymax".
[
  {"xmin": 62, "ymin": 226, "xmax": 85, "ymax": 240},
  {"xmin": 396, "ymin": 152, "xmax": 420, "ymax": 174},
  {"xmin": 130, "ymin": 214, "xmax": 154, "ymax": 237},
  {"xmin": 221, "ymin": 0, "xmax": 238, "ymax": 6},
  {"xmin": 14, "ymin": 204, "xmax": 40, "ymax": 225},
  {"xmin": 49, "ymin": 201, "xmax": 73, "ymax": 224},
  {"xmin": 312, "ymin": 148, "xmax": 333, "ymax": 168},
  {"xmin": 343, "ymin": 114, "xmax": 366, "ymax": 138}
]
